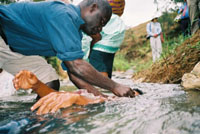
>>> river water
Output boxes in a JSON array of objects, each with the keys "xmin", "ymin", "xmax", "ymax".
[{"xmin": 0, "ymin": 72, "xmax": 200, "ymax": 134}]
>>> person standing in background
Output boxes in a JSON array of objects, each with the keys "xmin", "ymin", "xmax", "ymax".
[
  {"xmin": 187, "ymin": 0, "xmax": 200, "ymax": 35},
  {"xmin": 178, "ymin": 0, "xmax": 190, "ymax": 36},
  {"xmin": 146, "ymin": 16, "xmax": 164, "ymax": 63}
]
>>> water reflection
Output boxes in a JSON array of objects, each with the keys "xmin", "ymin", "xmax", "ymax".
[{"xmin": 0, "ymin": 77, "xmax": 200, "ymax": 134}]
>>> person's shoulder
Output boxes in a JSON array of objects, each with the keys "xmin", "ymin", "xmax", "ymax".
[
  {"xmin": 109, "ymin": 14, "xmax": 124, "ymax": 24},
  {"xmin": 103, "ymin": 14, "xmax": 125, "ymax": 32},
  {"xmin": 147, "ymin": 22, "xmax": 151, "ymax": 26},
  {"xmin": 46, "ymin": 2, "xmax": 81, "ymax": 20}
]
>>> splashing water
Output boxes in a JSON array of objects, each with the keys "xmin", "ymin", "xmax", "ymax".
[{"xmin": 0, "ymin": 73, "xmax": 200, "ymax": 134}]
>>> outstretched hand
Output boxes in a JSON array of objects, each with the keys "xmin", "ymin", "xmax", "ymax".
[
  {"xmin": 31, "ymin": 92, "xmax": 79, "ymax": 115},
  {"xmin": 13, "ymin": 70, "xmax": 39, "ymax": 90},
  {"xmin": 31, "ymin": 92, "xmax": 106, "ymax": 115},
  {"xmin": 112, "ymin": 84, "xmax": 141, "ymax": 97}
]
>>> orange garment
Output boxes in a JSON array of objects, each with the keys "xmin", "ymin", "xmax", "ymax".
[{"xmin": 107, "ymin": 0, "xmax": 125, "ymax": 16}]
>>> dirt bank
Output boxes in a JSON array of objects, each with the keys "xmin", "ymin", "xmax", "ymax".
[{"xmin": 132, "ymin": 30, "xmax": 200, "ymax": 84}]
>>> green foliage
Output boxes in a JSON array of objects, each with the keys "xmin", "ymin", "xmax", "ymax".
[
  {"xmin": 113, "ymin": 53, "xmax": 135, "ymax": 71},
  {"xmin": 154, "ymin": 0, "xmax": 184, "ymax": 4},
  {"xmin": 45, "ymin": 56, "xmax": 61, "ymax": 72},
  {"xmin": 0, "ymin": 0, "xmax": 14, "ymax": 4},
  {"xmin": 187, "ymin": 41, "xmax": 200, "ymax": 50},
  {"xmin": 171, "ymin": 0, "xmax": 184, "ymax": 3},
  {"xmin": 161, "ymin": 34, "xmax": 189, "ymax": 58}
]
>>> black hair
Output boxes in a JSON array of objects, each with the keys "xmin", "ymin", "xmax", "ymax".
[{"xmin": 81, "ymin": 0, "xmax": 112, "ymax": 21}]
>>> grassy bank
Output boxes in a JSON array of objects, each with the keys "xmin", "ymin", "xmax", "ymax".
[{"xmin": 132, "ymin": 30, "xmax": 200, "ymax": 83}]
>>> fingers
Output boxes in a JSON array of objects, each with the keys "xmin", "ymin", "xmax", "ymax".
[
  {"xmin": 126, "ymin": 90, "xmax": 135, "ymax": 98},
  {"xmin": 36, "ymin": 95, "xmax": 56, "ymax": 115},
  {"xmin": 13, "ymin": 70, "xmax": 30, "ymax": 90},
  {"xmin": 31, "ymin": 93, "xmax": 57, "ymax": 112},
  {"xmin": 13, "ymin": 77, "xmax": 19, "ymax": 90}
]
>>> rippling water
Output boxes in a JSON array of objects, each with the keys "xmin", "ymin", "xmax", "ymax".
[{"xmin": 0, "ymin": 75, "xmax": 200, "ymax": 134}]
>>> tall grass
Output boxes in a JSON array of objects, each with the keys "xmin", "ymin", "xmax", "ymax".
[
  {"xmin": 161, "ymin": 34, "xmax": 190, "ymax": 58},
  {"xmin": 113, "ymin": 33, "xmax": 190, "ymax": 72}
]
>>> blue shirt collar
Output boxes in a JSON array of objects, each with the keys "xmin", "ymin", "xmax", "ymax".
[{"xmin": 73, "ymin": 5, "xmax": 85, "ymax": 29}]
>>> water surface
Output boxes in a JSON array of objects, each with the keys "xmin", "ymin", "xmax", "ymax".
[{"xmin": 0, "ymin": 74, "xmax": 200, "ymax": 134}]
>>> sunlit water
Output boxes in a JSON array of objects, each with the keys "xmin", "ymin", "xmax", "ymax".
[{"xmin": 0, "ymin": 73, "xmax": 200, "ymax": 134}]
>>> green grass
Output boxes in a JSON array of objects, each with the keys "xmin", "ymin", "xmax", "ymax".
[
  {"xmin": 113, "ymin": 53, "xmax": 135, "ymax": 71},
  {"xmin": 113, "ymin": 34, "xmax": 190, "ymax": 73},
  {"xmin": 161, "ymin": 34, "xmax": 190, "ymax": 58},
  {"xmin": 113, "ymin": 52, "xmax": 153, "ymax": 72}
]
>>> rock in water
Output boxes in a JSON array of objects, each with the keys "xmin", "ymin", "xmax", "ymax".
[{"xmin": 181, "ymin": 62, "xmax": 200, "ymax": 90}]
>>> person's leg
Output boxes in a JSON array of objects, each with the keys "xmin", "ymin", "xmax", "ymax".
[
  {"xmin": 0, "ymin": 37, "xmax": 59, "ymax": 97},
  {"xmin": 46, "ymin": 79, "xmax": 60, "ymax": 91},
  {"xmin": 2, "ymin": 56, "xmax": 60, "ymax": 91},
  {"xmin": 89, "ymin": 50, "xmax": 114, "ymax": 78},
  {"xmin": 156, "ymin": 36, "xmax": 162, "ymax": 60},
  {"xmin": 150, "ymin": 37, "xmax": 156, "ymax": 62},
  {"xmin": 188, "ymin": 0, "xmax": 199, "ymax": 35},
  {"xmin": 181, "ymin": 19, "xmax": 190, "ymax": 36}
]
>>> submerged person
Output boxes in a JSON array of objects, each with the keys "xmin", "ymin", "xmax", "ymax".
[
  {"xmin": 0, "ymin": 0, "xmax": 137, "ymax": 98},
  {"xmin": 13, "ymin": 70, "xmax": 143, "ymax": 115},
  {"xmin": 82, "ymin": 0, "xmax": 126, "ymax": 78}
]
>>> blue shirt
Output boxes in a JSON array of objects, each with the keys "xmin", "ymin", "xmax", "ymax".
[
  {"xmin": 0, "ymin": 1, "xmax": 85, "ymax": 62},
  {"xmin": 178, "ymin": 2, "xmax": 189, "ymax": 19}
]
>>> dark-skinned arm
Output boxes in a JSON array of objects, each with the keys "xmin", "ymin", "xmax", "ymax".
[
  {"xmin": 64, "ymin": 59, "xmax": 136, "ymax": 97},
  {"xmin": 68, "ymin": 72, "xmax": 108, "ymax": 97}
]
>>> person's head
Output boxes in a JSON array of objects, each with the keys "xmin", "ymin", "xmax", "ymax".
[
  {"xmin": 151, "ymin": 16, "xmax": 158, "ymax": 23},
  {"xmin": 107, "ymin": 0, "xmax": 125, "ymax": 17},
  {"xmin": 79, "ymin": 0, "xmax": 112, "ymax": 35}
]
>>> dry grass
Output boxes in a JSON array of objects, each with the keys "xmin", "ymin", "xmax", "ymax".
[{"xmin": 132, "ymin": 30, "xmax": 200, "ymax": 84}]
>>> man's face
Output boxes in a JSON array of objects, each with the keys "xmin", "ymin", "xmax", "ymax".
[
  {"xmin": 153, "ymin": 18, "xmax": 158, "ymax": 23},
  {"xmin": 82, "ymin": 7, "xmax": 107, "ymax": 35}
]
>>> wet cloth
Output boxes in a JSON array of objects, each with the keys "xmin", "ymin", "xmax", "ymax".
[
  {"xmin": 0, "ymin": 1, "xmax": 84, "ymax": 67},
  {"xmin": 146, "ymin": 22, "xmax": 162, "ymax": 62},
  {"xmin": 0, "ymin": 38, "xmax": 59, "ymax": 83}
]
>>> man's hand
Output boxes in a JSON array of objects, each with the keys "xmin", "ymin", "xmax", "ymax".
[
  {"xmin": 31, "ymin": 91, "xmax": 106, "ymax": 115},
  {"xmin": 13, "ymin": 70, "xmax": 39, "ymax": 90},
  {"xmin": 112, "ymin": 84, "xmax": 138, "ymax": 97},
  {"xmin": 31, "ymin": 92, "xmax": 79, "ymax": 115},
  {"xmin": 64, "ymin": 59, "xmax": 142, "ymax": 98},
  {"xmin": 153, "ymin": 34, "xmax": 158, "ymax": 38},
  {"xmin": 90, "ymin": 33, "xmax": 102, "ymax": 45}
]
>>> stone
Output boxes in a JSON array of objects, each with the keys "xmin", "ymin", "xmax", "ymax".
[{"xmin": 181, "ymin": 62, "xmax": 200, "ymax": 90}]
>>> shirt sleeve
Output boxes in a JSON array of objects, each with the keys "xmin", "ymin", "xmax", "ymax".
[
  {"xmin": 146, "ymin": 23, "xmax": 154, "ymax": 36},
  {"xmin": 45, "ymin": 12, "xmax": 84, "ymax": 61}
]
